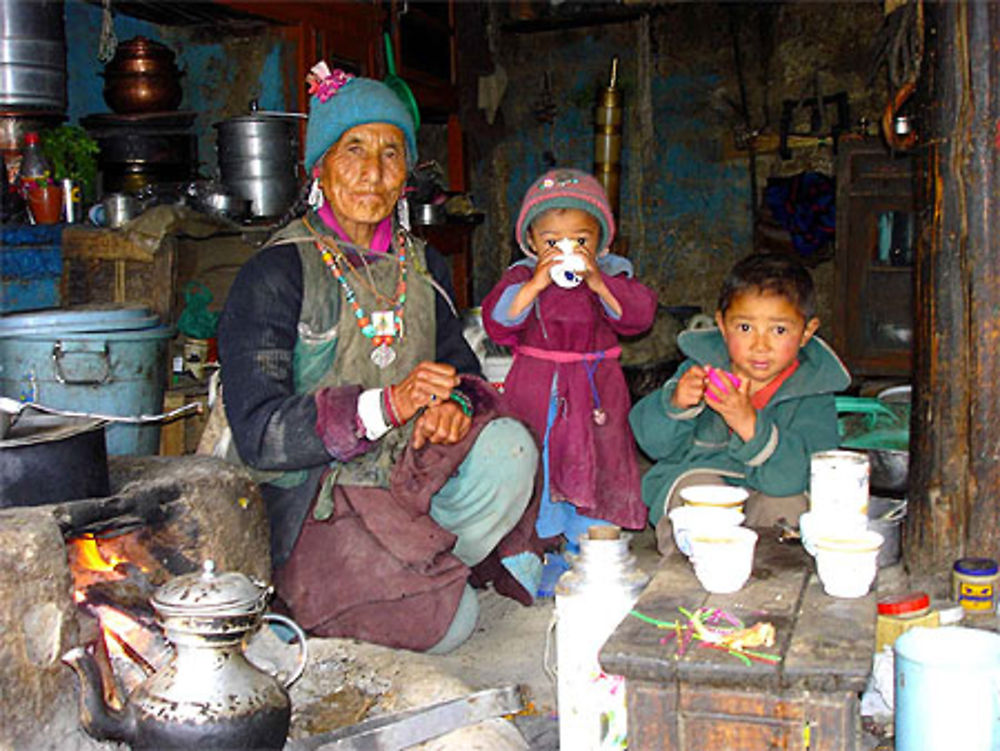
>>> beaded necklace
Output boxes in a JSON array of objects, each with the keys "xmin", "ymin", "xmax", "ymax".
[{"xmin": 307, "ymin": 219, "xmax": 408, "ymax": 368}]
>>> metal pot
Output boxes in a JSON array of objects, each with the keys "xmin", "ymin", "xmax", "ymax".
[
  {"xmin": 63, "ymin": 561, "xmax": 307, "ymax": 750},
  {"xmin": 411, "ymin": 202, "xmax": 445, "ymax": 226},
  {"xmin": 0, "ymin": 413, "xmax": 109, "ymax": 507},
  {"xmin": 103, "ymin": 36, "xmax": 179, "ymax": 76},
  {"xmin": 0, "ymin": 0, "xmax": 66, "ymax": 111},
  {"xmin": 102, "ymin": 72, "xmax": 183, "ymax": 114},
  {"xmin": 102, "ymin": 37, "xmax": 183, "ymax": 114},
  {"xmin": 214, "ymin": 104, "xmax": 302, "ymax": 219}
]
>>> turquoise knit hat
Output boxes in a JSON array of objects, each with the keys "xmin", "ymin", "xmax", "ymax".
[
  {"xmin": 305, "ymin": 69, "xmax": 418, "ymax": 171},
  {"xmin": 515, "ymin": 168, "xmax": 616, "ymax": 258}
]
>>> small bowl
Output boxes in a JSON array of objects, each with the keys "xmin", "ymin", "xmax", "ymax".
[
  {"xmin": 669, "ymin": 505, "xmax": 745, "ymax": 557},
  {"xmin": 680, "ymin": 484, "xmax": 750, "ymax": 510}
]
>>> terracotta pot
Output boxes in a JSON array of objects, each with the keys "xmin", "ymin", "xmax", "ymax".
[{"xmin": 26, "ymin": 183, "xmax": 63, "ymax": 224}]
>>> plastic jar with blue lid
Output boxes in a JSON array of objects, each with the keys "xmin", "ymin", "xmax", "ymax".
[{"xmin": 952, "ymin": 557, "xmax": 1000, "ymax": 612}]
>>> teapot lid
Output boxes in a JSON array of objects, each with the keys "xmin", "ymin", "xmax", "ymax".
[{"xmin": 152, "ymin": 560, "xmax": 271, "ymax": 617}]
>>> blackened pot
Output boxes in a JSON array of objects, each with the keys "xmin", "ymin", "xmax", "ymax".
[{"xmin": 0, "ymin": 414, "xmax": 110, "ymax": 507}]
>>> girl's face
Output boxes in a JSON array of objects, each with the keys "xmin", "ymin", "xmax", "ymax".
[
  {"xmin": 318, "ymin": 122, "xmax": 407, "ymax": 246},
  {"xmin": 527, "ymin": 208, "xmax": 601, "ymax": 256}
]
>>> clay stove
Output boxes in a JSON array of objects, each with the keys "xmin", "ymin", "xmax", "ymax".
[{"xmin": 0, "ymin": 455, "xmax": 271, "ymax": 750}]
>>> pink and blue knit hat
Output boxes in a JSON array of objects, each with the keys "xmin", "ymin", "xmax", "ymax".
[
  {"xmin": 304, "ymin": 63, "xmax": 417, "ymax": 171},
  {"xmin": 515, "ymin": 168, "xmax": 616, "ymax": 258}
]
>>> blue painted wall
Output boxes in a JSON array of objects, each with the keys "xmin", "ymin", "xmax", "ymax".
[{"xmin": 64, "ymin": 0, "xmax": 291, "ymax": 180}]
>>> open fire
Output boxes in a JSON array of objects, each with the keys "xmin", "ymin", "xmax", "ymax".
[{"xmin": 67, "ymin": 532, "xmax": 172, "ymax": 699}]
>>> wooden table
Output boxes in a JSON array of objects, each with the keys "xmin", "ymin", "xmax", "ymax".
[{"xmin": 600, "ymin": 534, "xmax": 876, "ymax": 751}]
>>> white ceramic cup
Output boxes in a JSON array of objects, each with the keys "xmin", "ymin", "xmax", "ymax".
[
  {"xmin": 798, "ymin": 510, "xmax": 868, "ymax": 556},
  {"xmin": 814, "ymin": 529, "xmax": 884, "ymax": 598},
  {"xmin": 668, "ymin": 505, "xmax": 745, "ymax": 557},
  {"xmin": 549, "ymin": 250, "xmax": 586, "ymax": 288},
  {"xmin": 689, "ymin": 526, "xmax": 758, "ymax": 594},
  {"xmin": 679, "ymin": 484, "xmax": 750, "ymax": 512}
]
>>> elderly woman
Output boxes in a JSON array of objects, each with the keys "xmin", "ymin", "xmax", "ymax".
[{"xmin": 213, "ymin": 64, "xmax": 542, "ymax": 652}]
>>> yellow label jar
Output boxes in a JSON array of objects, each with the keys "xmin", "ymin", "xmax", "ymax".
[{"xmin": 952, "ymin": 557, "xmax": 1000, "ymax": 612}]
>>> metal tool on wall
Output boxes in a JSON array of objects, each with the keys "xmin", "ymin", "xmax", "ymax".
[{"xmin": 593, "ymin": 56, "xmax": 622, "ymax": 219}]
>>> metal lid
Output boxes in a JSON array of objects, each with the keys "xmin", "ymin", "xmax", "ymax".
[
  {"xmin": 954, "ymin": 557, "xmax": 999, "ymax": 577},
  {"xmin": 152, "ymin": 560, "xmax": 271, "ymax": 617},
  {"xmin": 0, "ymin": 304, "xmax": 160, "ymax": 338}
]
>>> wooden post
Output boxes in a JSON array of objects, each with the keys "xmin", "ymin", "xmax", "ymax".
[{"xmin": 909, "ymin": 2, "xmax": 1000, "ymax": 573}]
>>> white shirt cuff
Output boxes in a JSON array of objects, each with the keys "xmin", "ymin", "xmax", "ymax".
[{"xmin": 357, "ymin": 388, "xmax": 390, "ymax": 440}]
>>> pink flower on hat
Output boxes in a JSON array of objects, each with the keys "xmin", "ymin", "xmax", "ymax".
[{"xmin": 307, "ymin": 61, "xmax": 354, "ymax": 103}]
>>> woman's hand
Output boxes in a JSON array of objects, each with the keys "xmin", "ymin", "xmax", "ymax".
[
  {"xmin": 412, "ymin": 400, "xmax": 472, "ymax": 449},
  {"xmin": 391, "ymin": 361, "xmax": 461, "ymax": 422},
  {"xmin": 672, "ymin": 365, "xmax": 707, "ymax": 409}
]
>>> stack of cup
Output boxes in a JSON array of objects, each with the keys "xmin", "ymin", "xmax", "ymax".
[{"xmin": 672, "ymin": 485, "xmax": 756, "ymax": 594}]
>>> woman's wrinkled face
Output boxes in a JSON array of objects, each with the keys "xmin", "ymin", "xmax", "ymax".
[{"xmin": 318, "ymin": 122, "xmax": 407, "ymax": 242}]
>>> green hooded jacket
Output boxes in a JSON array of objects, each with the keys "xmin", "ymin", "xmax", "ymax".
[{"xmin": 629, "ymin": 328, "xmax": 851, "ymax": 524}]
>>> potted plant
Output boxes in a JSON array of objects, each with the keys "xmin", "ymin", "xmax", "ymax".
[{"xmin": 40, "ymin": 125, "xmax": 99, "ymax": 202}]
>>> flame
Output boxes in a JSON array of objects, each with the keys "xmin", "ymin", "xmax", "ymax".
[{"xmin": 72, "ymin": 536, "xmax": 124, "ymax": 573}]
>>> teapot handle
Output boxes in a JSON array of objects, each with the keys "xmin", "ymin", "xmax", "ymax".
[{"xmin": 261, "ymin": 613, "xmax": 308, "ymax": 688}]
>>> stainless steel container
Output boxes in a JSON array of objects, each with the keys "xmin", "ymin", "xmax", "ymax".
[
  {"xmin": 0, "ymin": 0, "xmax": 66, "ymax": 111},
  {"xmin": 214, "ymin": 107, "xmax": 301, "ymax": 219}
]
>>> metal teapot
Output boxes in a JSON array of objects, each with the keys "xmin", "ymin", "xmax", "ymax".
[{"xmin": 63, "ymin": 561, "xmax": 307, "ymax": 750}]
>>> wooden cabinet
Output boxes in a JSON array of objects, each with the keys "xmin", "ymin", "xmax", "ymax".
[{"xmin": 833, "ymin": 137, "xmax": 915, "ymax": 378}]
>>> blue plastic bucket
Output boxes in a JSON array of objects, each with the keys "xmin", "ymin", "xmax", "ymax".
[
  {"xmin": 895, "ymin": 626, "xmax": 1000, "ymax": 751},
  {"xmin": 0, "ymin": 305, "xmax": 174, "ymax": 455}
]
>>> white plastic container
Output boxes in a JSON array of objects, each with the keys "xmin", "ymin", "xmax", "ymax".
[
  {"xmin": 555, "ymin": 526, "xmax": 649, "ymax": 750},
  {"xmin": 810, "ymin": 449, "xmax": 870, "ymax": 527}
]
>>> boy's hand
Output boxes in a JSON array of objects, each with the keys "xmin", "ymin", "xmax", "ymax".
[
  {"xmin": 672, "ymin": 365, "xmax": 707, "ymax": 409},
  {"xmin": 704, "ymin": 365, "xmax": 756, "ymax": 441}
]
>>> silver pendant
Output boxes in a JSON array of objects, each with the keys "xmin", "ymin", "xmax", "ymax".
[
  {"xmin": 371, "ymin": 342, "xmax": 396, "ymax": 368},
  {"xmin": 592, "ymin": 408, "xmax": 607, "ymax": 426}
]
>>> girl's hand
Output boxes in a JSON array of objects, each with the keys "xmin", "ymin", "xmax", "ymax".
[
  {"xmin": 672, "ymin": 366, "xmax": 707, "ymax": 409},
  {"xmin": 527, "ymin": 245, "xmax": 562, "ymax": 292},
  {"xmin": 704, "ymin": 365, "xmax": 756, "ymax": 441},
  {"xmin": 391, "ymin": 361, "xmax": 460, "ymax": 423}
]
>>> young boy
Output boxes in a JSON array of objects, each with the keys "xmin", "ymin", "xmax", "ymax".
[{"xmin": 629, "ymin": 253, "xmax": 850, "ymax": 555}]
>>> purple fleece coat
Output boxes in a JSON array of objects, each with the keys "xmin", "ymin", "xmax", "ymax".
[{"xmin": 481, "ymin": 265, "xmax": 658, "ymax": 530}]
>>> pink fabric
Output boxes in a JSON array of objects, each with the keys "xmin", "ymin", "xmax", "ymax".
[
  {"xmin": 516, "ymin": 344, "xmax": 621, "ymax": 364},
  {"xmin": 482, "ymin": 267, "xmax": 657, "ymax": 529},
  {"xmin": 317, "ymin": 203, "xmax": 392, "ymax": 253}
]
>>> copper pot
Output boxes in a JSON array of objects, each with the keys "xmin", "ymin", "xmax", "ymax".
[
  {"xmin": 102, "ymin": 37, "xmax": 183, "ymax": 114},
  {"xmin": 102, "ymin": 72, "xmax": 182, "ymax": 114}
]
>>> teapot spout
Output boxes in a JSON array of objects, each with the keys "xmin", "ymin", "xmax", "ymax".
[{"xmin": 62, "ymin": 646, "xmax": 136, "ymax": 744}]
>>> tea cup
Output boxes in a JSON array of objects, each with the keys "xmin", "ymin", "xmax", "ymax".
[
  {"xmin": 798, "ymin": 510, "xmax": 868, "ymax": 557},
  {"xmin": 668, "ymin": 505, "xmax": 745, "ymax": 557},
  {"xmin": 814, "ymin": 529, "xmax": 884, "ymax": 598},
  {"xmin": 688, "ymin": 526, "xmax": 758, "ymax": 594},
  {"xmin": 680, "ymin": 484, "xmax": 750, "ymax": 512}
]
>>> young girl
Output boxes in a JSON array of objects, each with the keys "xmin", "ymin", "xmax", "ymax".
[{"xmin": 482, "ymin": 168, "xmax": 658, "ymax": 561}]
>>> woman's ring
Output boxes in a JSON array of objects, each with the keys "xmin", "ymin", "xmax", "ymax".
[{"xmin": 430, "ymin": 394, "xmax": 437, "ymax": 402}]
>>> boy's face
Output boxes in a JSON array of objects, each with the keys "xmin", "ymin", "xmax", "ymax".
[
  {"xmin": 714, "ymin": 290, "xmax": 819, "ymax": 390},
  {"xmin": 527, "ymin": 208, "xmax": 601, "ymax": 256}
]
